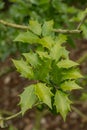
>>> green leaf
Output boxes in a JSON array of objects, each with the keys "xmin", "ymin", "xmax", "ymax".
[
  {"xmin": 42, "ymin": 20, "xmax": 54, "ymax": 36},
  {"xmin": 50, "ymin": 63, "xmax": 62, "ymax": 85},
  {"xmin": 54, "ymin": 90, "xmax": 72, "ymax": 120},
  {"xmin": 29, "ymin": 20, "xmax": 42, "ymax": 35},
  {"xmin": 19, "ymin": 85, "xmax": 37, "ymax": 115},
  {"xmin": 35, "ymin": 83, "xmax": 53, "ymax": 108},
  {"xmin": 57, "ymin": 59, "xmax": 79, "ymax": 69},
  {"xmin": 50, "ymin": 44, "xmax": 69, "ymax": 62},
  {"xmin": 62, "ymin": 69, "xmax": 83, "ymax": 81},
  {"xmin": 34, "ymin": 59, "xmax": 51, "ymax": 81},
  {"xmin": 36, "ymin": 50, "xmax": 50, "ymax": 59},
  {"xmin": 14, "ymin": 31, "xmax": 39, "ymax": 44},
  {"xmin": 38, "ymin": 36, "xmax": 54, "ymax": 49},
  {"xmin": 60, "ymin": 81, "xmax": 82, "ymax": 91},
  {"xmin": 23, "ymin": 52, "xmax": 41, "ymax": 67},
  {"xmin": 55, "ymin": 34, "xmax": 67, "ymax": 45},
  {"xmin": 12, "ymin": 59, "xmax": 34, "ymax": 79}
]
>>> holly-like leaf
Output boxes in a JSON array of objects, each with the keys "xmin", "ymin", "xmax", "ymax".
[
  {"xmin": 62, "ymin": 69, "xmax": 83, "ymax": 81},
  {"xmin": 12, "ymin": 59, "xmax": 34, "ymax": 79},
  {"xmin": 54, "ymin": 90, "xmax": 72, "ymax": 120},
  {"xmin": 19, "ymin": 85, "xmax": 38, "ymax": 115},
  {"xmin": 60, "ymin": 80, "xmax": 82, "ymax": 91},
  {"xmin": 42, "ymin": 20, "xmax": 54, "ymax": 36},
  {"xmin": 35, "ymin": 83, "xmax": 53, "ymax": 108},
  {"xmin": 36, "ymin": 50, "xmax": 50, "ymax": 59},
  {"xmin": 23, "ymin": 52, "xmax": 41, "ymax": 67},
  {"xmin": 14, "ymin": 31, "xmax": 39, "ymax": 44},
  {"xmin": 55, "ymin": 34, "xmax": 67, "ymax": 45},
  {"xmin": 57, "ymin": 59, "xmax": 79, "ymax": 68},
  {"xmin": 29, "ymin": 20, "xmax": 42, "ymax": 35},
  {"xmin": 34, "ymin": 59, "xmax": 51, "ymax": 82},
  {"xmin": 50, "ymin": 43, "xmax": 69, "ymax": 62},
  {"xmin": 38, "ymin": 36, "xmax": 54, "ymax": 49}
]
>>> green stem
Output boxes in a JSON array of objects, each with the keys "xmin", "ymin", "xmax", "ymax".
[
  {"xmin": 72, "ymin": 106, "xmax": 87, "ymax": 121},
  {"xmin": 77, "ymin": 53, "xmax": 87, "ymax": 64},
  {"xmin": 4, "ymin": 111, "xmax": 22, "ymax": 121},
  {"xmin": 33, "ymin": 109, "xmax": 49, "ymax": 130}
]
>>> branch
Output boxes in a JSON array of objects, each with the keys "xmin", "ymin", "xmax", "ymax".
[
  {"xmin": 4, "ymin": 111, "xmax": 22, "ymax": 121},
  {"xmin": 72, "ymin": 106, "xmax": 87, "ymax": 121},
  {"xmin": 53, "ymin": 29, "xmax": 82, "ymax": 34},
  {"xmin": 0, "ymin": 19, "xmax": 29, "ymax": 30},
  {"xmin": 77, "ymin": 52, "xmax": 87, "ymax": 64},
  {"xmin": 0, "ymin": 19, "xmax": 83, "ymax": 34},
  {"xmin": 77, "ymin": 13, "xmax": 87, "ymax": 30}
]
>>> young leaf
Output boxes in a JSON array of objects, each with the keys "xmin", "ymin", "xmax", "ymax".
[
  {"xmin": 29, "ymin": 20, "xmax": 42, "ymax": 35},
  {"xmin": 62, "ymin": 69, "xmax": 83, "ymax": 81},
  {"xmin": 60, "ymin": 80, "xmax": 82, "ymax": 91},
  {"xmin": 55, "ymin": 34, "xmax": 67, "ymax": 45},
  {"xmin": 57, "ymin": 59, "xmax": 79, "ymax": 68},
  {"xmin": 34, "ymin": 59, "xmax": 51, "ymax": 81},
  {"xmin": 38, "ymin": 36, "xmax": 54, "ymax": 49},
  {"xmin": 12, "ymin": 59, "xmax": 34, "ymax": 79},
  {"xmin": 14, "ymin": 31, "xmax": 39, "ymax": 44},
  {"xmin": 19, "ymin": 85, "xmax": 38, "ymax": 115},
  {"xmin": 36, "ymin": 50, "xmax": 50, "ymax": 59},
  {"xmin": 54, "ymin": 90, "xmax": 72, "ymax": 120},
  {"xmin": 50, "ymin": 44, "xmax": 62, "ymax": 62},
  {"xmin": 42, "ymin": 20, "xmax": 54, "ymax": 36},
  {"xmin": 50, "ymin": 44, "xmax": 69, "ymax": 62},
  {"xmin": 23, "ymin": 52, "xmax": 41, "ymax": 67},
  {"xmin": 35, "ymin": 83, "xmax": 53, "ymax": 108}
]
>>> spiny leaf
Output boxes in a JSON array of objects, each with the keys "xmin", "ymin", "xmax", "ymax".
[
  {"xmin": 23, "ymin": 52, "xmax": 41, "ymax": 67},
  {"xmin": 14, "ymin": 31, "xmax": 39, "ymax": 44},
  {"xmin": 42, "ymin": 20, "xmax": 54, "ymax": 36},
  {"xmin": 34, "ymin": 59, "xmax": 51, "ymax": 81},
  {"xmin": 12, "ymin": 59, "xmax": 34, "ymax": 79},
  {"xmin": 35, "ymin": 83, "xmax": 53, "ymax": 108},
  {"xmin": 36, "ymin": 50, "xmax": 50, "ymax": 59},
  {"xmin": 29, "ymin": 20, "xmax": 42, "ymax": 35},
  {"xmin": 55, "ymin": 34, "xmax": 67, "ymax": 45},
  {"xmin": 50, "ymin": 43, "xmax": 69, "ymax": 62},
  {"xmin": 38, "ymin": 36, "xmax": 54, "ymax": 49},
  {"xmin": 62, "ymin": 69, "xmax": 83, "ymax": 81},
  {"xmin": 57, "ymin": 59, "xmax": 79, "ymax": 68},
  {"xmin": 19, "ymin": 85, "xmax": 38, "ymax": 115},
  {"xmin": 60, "ymin": 80, "xmax": 82, "ymax": 91},
  {"xmin": 54, "ymin": 90, "xmax": 72, "ymax": 120}
]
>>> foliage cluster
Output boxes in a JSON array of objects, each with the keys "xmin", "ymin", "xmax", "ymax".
[
  {"xmin": 0, "ymin": 0, "xmax": 87, "ymax": 60},
  {"xmin": 13, "ymin": 20, "xmax": 83, "ymax": 120}
]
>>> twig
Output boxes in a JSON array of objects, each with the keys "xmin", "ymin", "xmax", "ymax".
[
  {"xmin": 0, "ymin": 19, "xmax": 29, "ymax": 30},
  {"xmin": 77, "ymin": 13, "xmax": 87, "ymax": 30},
  {"xmin": 0, "ymin": 110, "xmax": 13, "ymax": 116},
  {"xmin": 4, "ymin": 111, "xmax": 22, "ymax": 121},
  {"xmin": 72, "ymin": 106, "xmax": 87, "ymax": 121},
  {"xmin": 53, "ymin": 29, "xmax": 82, "ymax": 34},
  {"xmin": 77, "ymin": 52, "xmax": 87, "ymax": 64},
  {"xmin": 0, "ymin": 19, "xmax": 83, "ymax": 34}
]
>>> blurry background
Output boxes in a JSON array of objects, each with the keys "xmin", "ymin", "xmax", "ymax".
[{"xmin": 0, "ymin": 0, "xmax": 87, "ymax": 130}]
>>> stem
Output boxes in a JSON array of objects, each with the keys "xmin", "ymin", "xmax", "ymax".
[
  {"xmin": 0, "ymin": 19, "xmax": 83, "ymax": 34},
  {"xmin": 72, "ymin": 106, "xmax": 87, "ymax": 121},
  {"xmin": 53, "ymin": 29, "xmax": 82, "ymax": 34},
  {"xmin": 34, "ymin": 109, "xmax": 49, "ymax": 130},
  {"xmin": 77, "ymin": 13, "xmax": 87, "ymax": 30},
  {"xmin": 77, "ymin": 53, "xmax": 87, "ymax": 64},
  {"xmin": 0, "ymin": 110, "xmax": 13, "ymax": 116},
  {"xmin": 0, "ymin": 19, "xmax": 29, "ymax": 30},
  {"xmin": 4, "ymin": 111, "xmax": 22, "ymax": 121}
]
